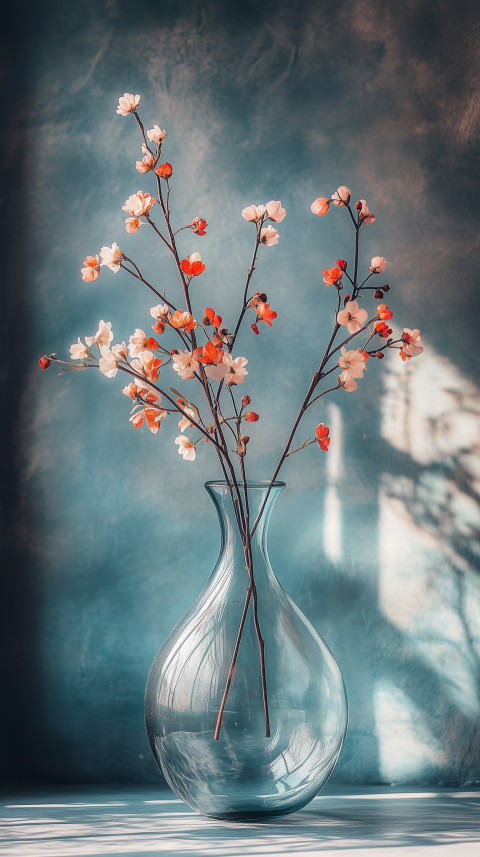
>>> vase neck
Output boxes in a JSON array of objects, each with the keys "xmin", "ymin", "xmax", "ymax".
[{"xmin": 205, "ymin": 480, "xmax": 285, "ymax": 557}]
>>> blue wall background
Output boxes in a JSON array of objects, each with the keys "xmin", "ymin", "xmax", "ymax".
[{"xmin": 2, "ymin": 0, "xmax": 480, "ymax": 786}]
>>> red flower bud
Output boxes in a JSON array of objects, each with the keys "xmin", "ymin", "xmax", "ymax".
[
  {"xmin": 240, "ymin": 435, "xmax": 250, "ymax": 444},
  {"xmin": 192, "ymin": 217, "xmax": 207, "ymax": 235},
  {"xmin": 39, "ymin": 356, "xmax": 52, "ymax": 370},
  {"xmin": 355, "ymin": 200, "xmax": 362, "ymax": 211},
  {"xmin": 242, "ymin": 395, "xmax": 251, "ymax": 407},
  {"xmin": 374, "ymin": 289, "xmax": 384, "ymax": 299},
  {"xmin": 250, "ymin": 323, "xmax": 260, "ymax": 335},
  {"xmin": 336, "ymin": 259, "xmax": 347, "ymax": 271},
  {"xmin": 155, "ymin": 162, "xmax": 173, "ymax": 179},
  {"xmin": 147, "ymin": 337, "xmax": 159, "ymax": 350},
  {"xmin": 170, "ymin": 348, "xmax": 179, "ymax": 354},
  {"xmin": 376, "ymin": 351, "xmax": 384, "ymax": 359},
  {"xmin": 382, "ymin": 284, "xmax": 390, "ymax": 292},
  {"xmin": 343, "ymin": 294, "xmax": 351, "ymax": 306},
  {"xmin": 377, "ymin": 303, "xmax": 393, "ymax": 321},
  {"xmin": 245, "ymin": 411, "xmax": 259, "ymax": 422}
]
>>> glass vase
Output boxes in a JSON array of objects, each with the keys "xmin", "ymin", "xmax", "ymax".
[{"xmin": 145, "ymin": 480, "xmax": 348, "ymax": 820}]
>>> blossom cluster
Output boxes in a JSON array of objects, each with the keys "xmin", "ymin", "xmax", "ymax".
[{"xmin": 41, "ymin": 93, "xmax": 423, "ymax": 473}]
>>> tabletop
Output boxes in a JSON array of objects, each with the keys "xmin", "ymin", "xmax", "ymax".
[{"xmin": 1, "ymin": 784, "xmax": 479, "ymax": 856}]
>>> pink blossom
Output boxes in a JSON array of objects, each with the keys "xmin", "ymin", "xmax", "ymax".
[
  {"xmin": 260, "ymin": 225, "xmax": 279, "ymax": 246},
  {"xmin": 69, "ymin": 338, "xmax": 89, "ymax": 360},
  {"xmin": 99, "ymin": 243, "xmax": 123, "ymax": 273},
  {"xmin": 337, "ymin": 346, "xmax": 367, "ymax": 385},
  {"xmin": 337, "ymin": 299, "xmax": 369, "ymax": 334},
  {"xmin": 147, "ymin": 125, "xmax": 167, "ymax": 144},
  {"xmin": 205, "ymin": 361, "xmax": 229, "ymax": 381},
  {"xmin": 265, "ymin": 200, "xmax": 286, "ymax": 222},
  {"xmin": 122, "ymin": 382, "xmax": 139, "ymax": 399},
  {"xmin": 224, "ymin": 354, "xmax": 248, "ymax": 385},
  {"xmin": 172, "ymin": 350, "xmax": 199, "ymax": 381},
  {"xmin": 400, "ymin": 328, "xmax": 423, "ymax": 360},
  {"xmin": 339, "ymin": 371, "xmax": 358, "ymax": 392},
  {"xmin": 178, "ymin": 406, "xmax": 196, "ymax": 432},
  {"xmin": 136, "ymin": 154, "xmax": 154, "ymax": 174},
  {"xmin": 332, "ymin": 186, "xmax": 351, "ymax": 206},
  {"xmin": 85, "ymin": 320, "xmax": 114, "ymax": 349},
  {"xmin": 242, "ymin": 204, "xmax": 266, "ymax": 222},
  {"xmin": 150, "ymin": 303, "xmax": 169, "ymax": 320},
  {"xmin": 111, "ymin": 341, "xmax": 128, "ymax": 361},
  {"xmin": 81, "ymin": 255, "xmax": 100, "ymax": 282},
  {"xmin": 122, "ymin": 191, "xmax": 156, "ymax": 217},
  {"xmin": 128, "ymin": 329, "xmax": 148, "ymax": 358},
  {"xmin": 358, "ymin": 200, "xmax": 376, "ymax": 225},
  {"xmin": 128, "ymin": 327, "xmax": 147, "ymax": 357},
  {"xmin": 311, "ymin": 198, "xmax": 331, "ymax": 216},
  {"xmin": 369, "ymin": 256, "xmax": 387, "ymax": 273},
  {"xmin": 116, "ymin": 93, "xmax": 140, "ymax": 116},
  {"xmin": 125, "ymin": 217, "xmax": 141, "ymax": 233},
  {"xmin": 175, "ymin": 435, "xmax": 196, "ymax": 461},
  {"xmin": 98, "ymin": 348, "xmax": 118, "ymax": 379}
]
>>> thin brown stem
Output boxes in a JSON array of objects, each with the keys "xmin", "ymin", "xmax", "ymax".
[
  {"xmin": 305, "ymin": 383, "xmax": 342, "ymax": 409},
  {"xmin": 240, "ymin": 456, "xmax": 270, "ymax": 738},
  {"xmin": 144, "ymin": 214, "xmax": 174, "ymax": 254},
  {"xmin": 251, "ymin": 269, "xmax": 345, "ymax": 537},
  {"xmin": 231, "ymin": 219, "xmax": 264, "ymax": 348},
  {"xmin": 213, "ymin": 586, "xmax": 252, "ymax": 741},
  {"xmin": 117, "ymin": 365, "xmax": 224, "ymax": 450}
]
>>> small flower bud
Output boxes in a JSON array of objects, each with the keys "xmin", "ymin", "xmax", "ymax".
[
  {"xmin": 192, "ymin": 216, "xmax": 207, "ymax": 235},
  {"xmin": 336, "ymin": 259, "xmax": 347, "ymax": 271},
  {"xmin": 39, "ymin": 356, "xmax": 52, "ymax": 370},
  {"xmin": 147, "ymin": 337, "xmax": 159, "ymax": 350},
  {"xmin": 242, "ymin": 395, "xmax": 251, "ymax": 407},
  {"xmin": 382, "ymin": 284, "xmax": 390, "ymax": 292},
  {"xmin": 250, "ymin": 323, "xmax": 260, "ymax": 335},
  {"xmin": 245, "ymin": 411, "xmax": 259, "ymax": 422},
  {"xmin": 170, "ymin": 349, "xmax": 179, "ymax": 354},
  {"xmin": 343, "ymin": 294, "xmax": 351, "ymax": 306},
  {"xmin": 240, "ymin": 435, "xmax": 250, "ymax": 444},
  {"xmin": 155, "ymin": 162, "xmax": 173, "ymax": 179},
  {"xmin": 376, "ymin": 351, "xmax": 384, "ymax": 359},
  {"xmin": 374, "ymin": 289, "xmax": 384, "ymax": 299},
  {"xmin": 355, "ymin": 200, "xmax": 362, "ymax": 211},
  {"xmin": 152, "ymin": 320, "xmax": 165, "ymax": 335}
]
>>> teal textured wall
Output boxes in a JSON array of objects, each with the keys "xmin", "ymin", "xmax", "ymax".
[{"xmin": 2, "ymin": 0, "xmax": 480, "ymax": 785}]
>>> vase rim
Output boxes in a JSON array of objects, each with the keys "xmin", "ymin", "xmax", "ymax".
[{"xmin": 205, "ymin": 479, "xmax": 286, "ymax": 489}]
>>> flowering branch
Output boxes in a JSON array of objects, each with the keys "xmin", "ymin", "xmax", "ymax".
[{"xmin": 40, "ymin": 96, "xmax": 424, "ymax": 743}]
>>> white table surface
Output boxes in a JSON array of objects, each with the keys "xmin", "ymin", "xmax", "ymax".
[{"xmin": 1, "ymin": 784, "xmax": 479, "ymax": 856}]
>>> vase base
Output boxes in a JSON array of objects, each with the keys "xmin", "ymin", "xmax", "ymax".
[{"xmin": 199, "ymin": 801, "xmax": 310, "ymax": 822}]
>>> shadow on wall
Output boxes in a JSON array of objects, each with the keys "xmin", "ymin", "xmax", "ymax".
[{"xmin": 304, "ymin": 343, "xmax": 480, "ymax": 786}]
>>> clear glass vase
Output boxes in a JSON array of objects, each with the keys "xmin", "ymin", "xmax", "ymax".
[{"xmin": 145, "ymin": 480, "xmax": 348, "ymax": 820}]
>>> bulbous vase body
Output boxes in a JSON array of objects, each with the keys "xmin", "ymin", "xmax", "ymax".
[{"xmin": 145, "ymin": 481, "xmax": 348, "ymax": 820}]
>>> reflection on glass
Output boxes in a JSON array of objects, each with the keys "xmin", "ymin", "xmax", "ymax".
[{"xmin": 145, "ymin": 481, "xmax": 348, "ymax": 820}]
